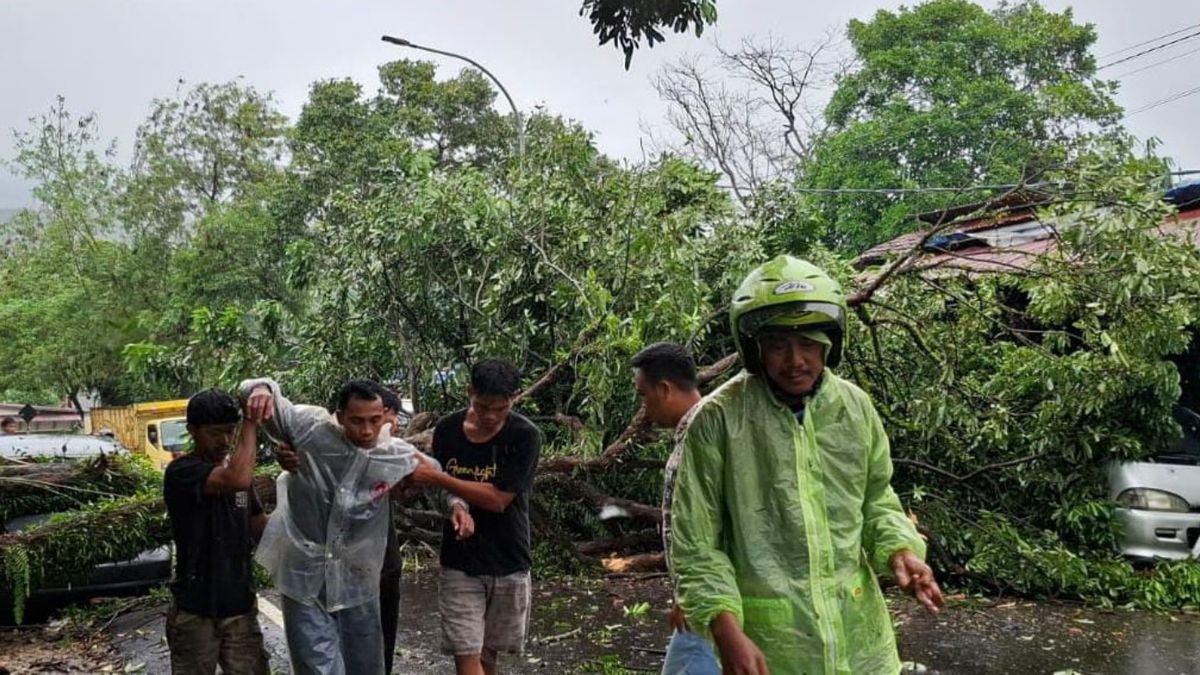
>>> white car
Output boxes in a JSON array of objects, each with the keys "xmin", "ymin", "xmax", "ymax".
[
  {"xmin": 1109, "ymin": 406, "xmax": 1200, "ymax": 561},
  {"xmin": 0, "ymin": 433, "xmax": 126, "ymax": 461}
]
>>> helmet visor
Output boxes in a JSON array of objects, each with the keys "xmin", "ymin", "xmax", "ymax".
[{"xmin": 739, "ymin": 301, "xmax": 845, "ymax": 338}]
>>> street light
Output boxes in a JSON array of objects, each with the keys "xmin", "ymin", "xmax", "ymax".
[{"xmin": 381, "ymin": 35, "xmax": 526, "ymax": 157}]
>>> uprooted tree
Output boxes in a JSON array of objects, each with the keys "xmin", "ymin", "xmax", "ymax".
[{"xmin": 4, "ymin": 32, "xmax": 1200, "ymax": 613}]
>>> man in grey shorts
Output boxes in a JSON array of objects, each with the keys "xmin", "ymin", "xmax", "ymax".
[{"xmin": 411, "ymin": 359, "xmax": 540, "ymax": 675}]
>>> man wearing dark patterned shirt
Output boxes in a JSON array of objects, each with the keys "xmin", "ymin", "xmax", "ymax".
[{"xmin": 629, "ymin": 343, "xmax": 718, "ymax": 675}]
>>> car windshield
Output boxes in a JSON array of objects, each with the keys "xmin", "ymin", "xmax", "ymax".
[
  {"xmin": 160, "ymin": 419, "xmax": 190, "ymax": 453},
  {"xmin": 1152, "ymin": 406, "xmax": 1200, "ymax": 464}
]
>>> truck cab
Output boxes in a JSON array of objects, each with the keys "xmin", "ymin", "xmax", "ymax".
[
  {"xmin": 86, "ymin": 400, "xmax": 190, "ymax": 469},
  {"xmin": 146, "ymin": 415, "xmax": 190, "ymax": 466}
]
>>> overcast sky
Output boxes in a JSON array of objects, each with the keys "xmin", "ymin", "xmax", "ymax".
[{"xmin": 2, "ymin": 0, "xmax": 1197, "ymax": 208}]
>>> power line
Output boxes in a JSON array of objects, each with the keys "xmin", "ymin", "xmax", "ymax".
[
  {"xmin": 715, "ymin": 171, "xmax": 1200, "ymax": 195},
  {"xmin": 1126, "ymin": 84, "xmax": 1200, "ymax": 116},
  {"xmin": 1099, "ymin": 22, "xmax": 1200, "ymax": 58},
  {"xmin": 1098, "ymin": 29, "xmax": 1200, "ymax": 70},
  {"xmin": 783, "ymin": 184, "xmax": 1015, "ymax": 195},
  {"xmin": 1114, "ymin": 44, "xmax": 1200, "ymax": 79}
]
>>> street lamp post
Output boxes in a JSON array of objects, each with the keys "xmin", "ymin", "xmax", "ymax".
[{"xmin": 381, "ymin": 36, "xmax": 526, "ymax": 157}]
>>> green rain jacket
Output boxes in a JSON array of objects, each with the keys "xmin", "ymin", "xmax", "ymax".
[{"xmin": 670, "ymin": 369, "xmax": 925, "ymax": 675}]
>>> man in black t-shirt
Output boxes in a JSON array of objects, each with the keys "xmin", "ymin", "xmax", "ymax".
[
  {"xmin": 163, "ymin": 389, "xmax": 270, "ymax": 675},
  {"xmin": 411, "ymin": 359, "xmax": 540, "ymax": 675}
]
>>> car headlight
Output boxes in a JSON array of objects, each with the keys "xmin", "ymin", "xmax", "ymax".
[{"xmin": 1116, "ymin": 488, "xmax": 1192, "ymax": 512}]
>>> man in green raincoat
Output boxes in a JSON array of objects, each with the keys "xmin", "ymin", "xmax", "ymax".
[{"xmin": 670, "ymin": 256, "xmax": 944, "ymax": 675}]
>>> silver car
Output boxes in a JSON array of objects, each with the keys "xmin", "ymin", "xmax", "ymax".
[
  {"xmin": 0, "ymin": 433, "xmax": 125, "ymax": 461},
  {"xmin": 1110, "ymin": 406, "xmax": 1200, "ymax": 561}
]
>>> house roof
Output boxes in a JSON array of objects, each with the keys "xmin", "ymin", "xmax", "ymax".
[{"xmin": 854, "ymin": 194, "xmax": 1200, "ymax": 275}]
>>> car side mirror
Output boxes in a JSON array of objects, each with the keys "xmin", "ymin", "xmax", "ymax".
[{"xmin": 147, "ymin": 424, "xmax": 159, "ymax": 446}]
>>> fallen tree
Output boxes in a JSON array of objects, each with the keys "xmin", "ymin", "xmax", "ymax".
[
  {"xmin": 8, "ymin": 155, "xmax": 1200, "ymax": 616},
  {"xmin": 0, "ymin": 455, "xmax": 158, "ymax": 527},
  {"xmin": 0, "ymin": 493, "xmax": 168, "ymax": 624}
]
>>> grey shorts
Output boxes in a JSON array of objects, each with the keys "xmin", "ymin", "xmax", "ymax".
[{"xmin": 439, "ymin": 567, "xmax": 531, "ymax": 661}]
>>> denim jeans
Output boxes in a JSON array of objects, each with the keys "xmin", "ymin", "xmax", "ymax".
[
  {"xmin": 281, "ymin": 594, "xmax": 384, "ymax": 675},
  {"xmin": 662, "ymin": 629, "xmax": 720, "ymax": 675}
]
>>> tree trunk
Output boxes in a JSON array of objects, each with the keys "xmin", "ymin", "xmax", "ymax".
[
  {"xmin": 576, "ymin": 529, "xmax": 660, "ymax": 556},
  {"xmin": 68, "ymin": 387, "xmax": 86, "ymax": 424}
]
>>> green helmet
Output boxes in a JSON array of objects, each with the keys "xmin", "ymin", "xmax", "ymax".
[{"xmin": 730, "ymin": 255, "xmax": 848, "ymax": 371}]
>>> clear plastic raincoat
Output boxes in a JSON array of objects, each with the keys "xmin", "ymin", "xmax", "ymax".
[{"xmin": 240, "ymin": 378, "xmax": 421, "ymax": 613}]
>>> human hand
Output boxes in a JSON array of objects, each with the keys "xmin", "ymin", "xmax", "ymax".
[
  {"xmin": 890, "ymin": 549, "xmax": 945, "ymax": 614},
  {"xmin": 409, "ymin": 452, "xmax": 443, "ymax": 487},
  {"xmin": 450, "ymin": 502, "xmax": 474, "ymax": 540},
  {"xmin": 276, "ymin": 441, "xmax": 300, "ymax": 472},
  {"xmin": 245, "ymin": 387, "xmax": 275, "ymax": 423},
  {"xmin": 711, "ymin": 612, "xmax": 770, "ymax": 675},
  {"xmin": 668, "ymin": 603, "xmax": 689, "ymax": 632}
]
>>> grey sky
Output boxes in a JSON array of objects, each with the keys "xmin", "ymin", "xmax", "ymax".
[{"xmin": 1, "ymin": 0, "xmax": 1197, "ymax": 208}]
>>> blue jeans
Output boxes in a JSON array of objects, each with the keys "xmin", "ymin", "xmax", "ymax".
[
  {"xmin": 281, "ymin": 594, "xmax": 384, "ymax": 675},
  {"xmin": 662, "ymin": 629, "xmax": 720, "ymax": 675}
]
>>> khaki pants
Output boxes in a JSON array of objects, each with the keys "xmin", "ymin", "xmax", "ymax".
[{"xmin": 165, "ymin": 605, "xmax": 270, "ymax": 675}]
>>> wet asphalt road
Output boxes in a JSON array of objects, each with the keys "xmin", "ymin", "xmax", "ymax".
[{"xmin": 105, "ymin": 572, "xmax": 1200, "ymax": 674}]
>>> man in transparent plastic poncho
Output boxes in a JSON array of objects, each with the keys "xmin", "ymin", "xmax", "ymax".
[{"xmin": 239, "ymin": 378, "xmax": 430, "ymax": 675}]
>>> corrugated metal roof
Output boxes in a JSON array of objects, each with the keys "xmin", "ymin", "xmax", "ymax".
[
  {"xmin": 856, "ymin": 210, "xmax": 1040, "ymax": 268},
  {"xmin": 855, "ymin": 203, "xmax": 1200, "ymax": 273}
]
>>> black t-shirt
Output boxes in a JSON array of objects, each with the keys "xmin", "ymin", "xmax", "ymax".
[
  {"xmin": 433, "ymin": 410, "xmax": 540, "ymax": 576},
  {"xmin": 163, "ymin": 455, "xmax": 262, "ymax": 618}
]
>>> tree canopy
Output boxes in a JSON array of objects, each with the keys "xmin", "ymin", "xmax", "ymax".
[{"xmin": 805, "ymin": 0, "xmax": 1126, "ymax": 251}]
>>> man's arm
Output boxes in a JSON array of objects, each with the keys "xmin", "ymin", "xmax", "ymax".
[
  {"xmin": 860, "ymin": 398, "xmax": 944, "ymax": 613},
  {"xmin": 203, "ymin": 419, "xmax": 258, "ymax": 495},
  {"xmin": 238, "ymin": 377, "xmax": 303, "ymax": 445},
  {"xmin": 250, "ymin": 487, "xmax": 268, "ymax": 541},
  {"xmin": 670, "ymin": 408, "xmax": 768, "ymax": 674},
  {"xmin": 251, "ymin": 513, "xmax": 269, "ymax": 539},
  {"xmin": 860, "ymin": 400, "xmax": 927, "ymax": 572},
  {"xmin": 411, "ymin": 423, "xmax": 540, "ymax": 514},
  {"xmin": 413, "ymin": 458, "xmax": 515, "ymax": 513},
  {"xmin": 386, "ymin": 449, "xmax": 474, "ymax": 539},
  {"xmin": 662, "ymin": 440, "xmax": 690, "ymax": 632},
  {"xmin": 391, "ymin": 451, "xmax": 468, "ymax": 511}
]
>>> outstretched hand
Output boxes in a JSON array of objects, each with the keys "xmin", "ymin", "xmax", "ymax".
[{"xmin": 890, "ymin": 549, "xmax": 945, "ymax": 614}]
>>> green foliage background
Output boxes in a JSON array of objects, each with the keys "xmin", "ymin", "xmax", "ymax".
[{"xmin": 3, "ymin": 0, "xmax": 1200, "ymax": 612}]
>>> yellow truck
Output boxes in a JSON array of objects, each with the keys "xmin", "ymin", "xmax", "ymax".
[{"xmin": 86, "ymin": 400, "xmax": 190, "ymax": 469}]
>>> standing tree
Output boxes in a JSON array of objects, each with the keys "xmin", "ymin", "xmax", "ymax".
[
  {"xmin": 123, "ymin": 80, "xmax": 288, "ymax": 237},
  {"xmin": 0, "ymin": 103, "xmax": 147, "ymax": 410},
  {"xmin": 649, "ymin": 34, "xmax": 843, "ymax": 206},
  {"xmin": 806, "ymin": 0, "xmax": 1124, "ymax": 252}
]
